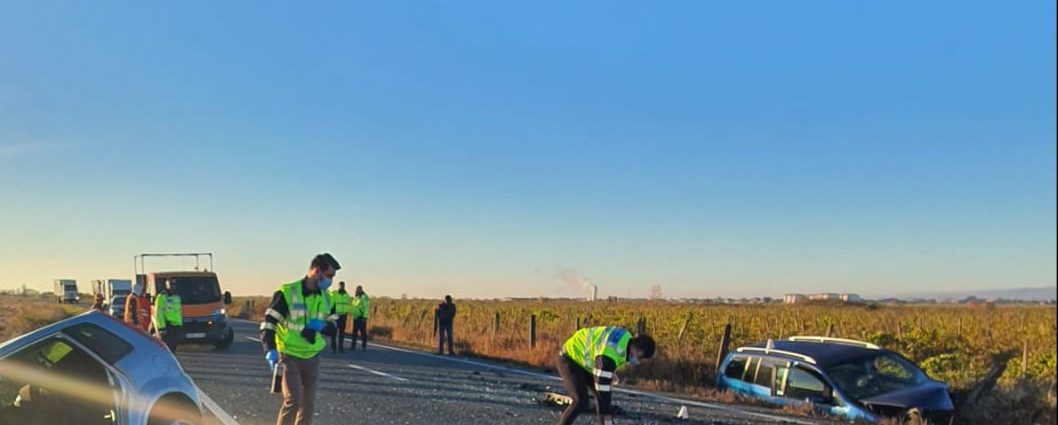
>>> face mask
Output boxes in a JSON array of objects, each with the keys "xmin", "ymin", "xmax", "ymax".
[
  {"xmin": 628, "ymin": 355, "xmax": 641, "ymax": 366},
  {"xmin": 318, "ymin": 276, "xmax": 333, "ymax": 291}
]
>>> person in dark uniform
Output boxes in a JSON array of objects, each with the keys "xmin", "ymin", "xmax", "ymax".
[{"xmin": 434, "ymin": 295, "xmax": 457, "ymax": 355}]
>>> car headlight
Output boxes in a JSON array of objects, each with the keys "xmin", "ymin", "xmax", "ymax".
[{"xmin": 211, "ymin": 308, "xmax": 226, "ymax": 317}]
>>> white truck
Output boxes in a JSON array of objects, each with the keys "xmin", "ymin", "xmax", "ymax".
[
  {"xmin": 92, "ymin": 279, "xmax": 134, "ymax": 316},
  {"xmin": 53, "ymin": 279, "xmax": 79, "ymax": 304}
]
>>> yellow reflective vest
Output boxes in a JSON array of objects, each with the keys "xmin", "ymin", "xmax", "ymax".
[
  {"xmin": 331, "ymin": 290, "xmax": 352, "ymax": 315},
  {"xmin": 154, "ymin": 293, "xmax": 182, "ymax": 330},
  {"xmin": 562, "ymin": 327, "xmax": 631, "ymax": 372},
  {"xmin": 351, "ymin": 293, "xmax": 370, "ymax": 319},
  {"xmin": 274, "ymin": 280, "xmax": 331, "ymax": 359}
]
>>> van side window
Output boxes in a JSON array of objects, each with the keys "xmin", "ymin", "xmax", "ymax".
[
  {"xmin": 724, "ymin": 355, "xmax": 749, "ymax": 380},
  {"xmin": 742, "ymin": 357, "xmax": 760, "ymax": 382},
  {"xmin": 784, "ymin": 367, "xmax": 828, "ymax": 401},
  {"xmin": 754, "ymin": 358, "xmax": 777, "ymax": 387},
  {"xmin": 774, "ymin": 363, "xmax": 791, "ymax": 396}
]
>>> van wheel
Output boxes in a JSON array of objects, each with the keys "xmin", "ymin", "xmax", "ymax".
[{"xmin": 213, "ymin": 328, "xmax": 234, "ymax": 350}]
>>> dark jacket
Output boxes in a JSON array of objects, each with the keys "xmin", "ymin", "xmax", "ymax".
[{"xmin": 435, "ymin": 301, "xmax": 457, "ymax": 324}]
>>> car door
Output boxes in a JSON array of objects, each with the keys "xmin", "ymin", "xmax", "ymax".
[
  {"xmin": 774, "ymin": 363, "xmax": 857, "ymax": 418},
  {"xmin": 0, "ymin": 329, "xmax": 128, "ymax": 425}
]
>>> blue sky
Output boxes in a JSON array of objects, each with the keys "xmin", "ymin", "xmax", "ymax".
[{"xmin": 1, "ymin": 1, "xmax": 1055, "ymax": 298}]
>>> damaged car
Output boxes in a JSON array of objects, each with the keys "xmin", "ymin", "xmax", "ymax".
[
  {"xmin": 0, "ymin": 310, "xmax": 204, "ymax": 425},
  {"xmin": 717, "ymin": 336, "xmax": 954, "ymax": 424}
]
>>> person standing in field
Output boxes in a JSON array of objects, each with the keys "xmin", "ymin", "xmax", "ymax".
[
  {"xmin": 555, "ymin": 326, "xmax": 655, "ymax": 425},
  {"xmin": 349, "ymin": 285, "xmax": 370, "ymax": 351},
  {"xmin": 329, "ymin": 281, "xmax": 352, "ymax": 353},
  {"xmin": 435, "ymin": 295, "xmax": 457, "ymax": 355},
  {"xmin": 261, "ymin": 253, "xmax": 340, "ymax": 425},
  {"xmin": 124, "ymin": 283, "xmax": 152, "ymax": 332}
]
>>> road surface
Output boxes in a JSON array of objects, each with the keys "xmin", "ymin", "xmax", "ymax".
[{"xmin": 175, "ymin": 319, "xmax": 825, "ymax": 425}]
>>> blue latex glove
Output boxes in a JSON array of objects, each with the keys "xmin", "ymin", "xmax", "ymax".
[
  {"xmin": 306, "ymin": 319, "xmax": 326, "ymax": 332},
  {"xmin": 265, "ymin": 349, "xmax": 279, "ymax": 369}
]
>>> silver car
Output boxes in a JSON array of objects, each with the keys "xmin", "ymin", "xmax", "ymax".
[{"xmin": 0, "ymin": 311, "xmax": 203, "ymax": 425}]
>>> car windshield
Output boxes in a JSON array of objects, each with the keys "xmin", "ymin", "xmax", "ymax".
[
  {"xmin": 166, "ymin": 276, "xmax": 221, "ymax": 304},
  {"xmin": 111, "ymin": 296, "xmax": 126, "ymax": 306},
  {"xmin": 826, "ymin": 354, "xmax": 928, "ymax": 400}
]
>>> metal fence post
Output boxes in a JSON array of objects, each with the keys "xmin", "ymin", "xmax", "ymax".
[
  {"xmin": 716, "ymin": 323, "xmax": 732, "ymax": 371},
  {"xmin": 530, "ymin": 314, "xmax": 537, "ymax": 348}
]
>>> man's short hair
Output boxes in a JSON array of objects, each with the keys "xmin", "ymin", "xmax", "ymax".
[
  {"xmin": 630, "ymin": 335, "xmax": 656, "ymax": 359},
  {"xmin": 444, "ymin": 295, "xmax": 452, "ymax": 302},
  {"xmin": 310, "ymin": 253, "xmax": 341, "ymax": 271}
]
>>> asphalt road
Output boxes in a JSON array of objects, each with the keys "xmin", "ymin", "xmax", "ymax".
[{"xmin": 174, "ymin": 319, "xmax": 824, "ymax": 425}]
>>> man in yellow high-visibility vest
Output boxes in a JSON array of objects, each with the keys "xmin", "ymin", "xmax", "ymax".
[
  {"xmin": 330, "ymin": 281, "xmax": 352, "ymax": 353},
  {"xmin": 556, "ymin": 327, "xmax": 655, "ymax": 425},
  {"xmin": 154, "ymin": 279, "xmax": 183, "ymax": 352},
  {"xmin": 260, "ymin": 253, "xmax": 340, "ymax": 425},
  {"xmin": 349, "ymin": 285, "xmax": 370, "ymax": 351}
]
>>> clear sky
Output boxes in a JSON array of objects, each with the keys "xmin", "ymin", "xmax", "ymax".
[{"xmin": 1, "ymin": 1, "xmax": 1055, "ymax": 299}]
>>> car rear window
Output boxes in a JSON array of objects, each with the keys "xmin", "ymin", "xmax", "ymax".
[{"xmin": 63, "ymin": 323, "xmax": 133, "ymax": 364}]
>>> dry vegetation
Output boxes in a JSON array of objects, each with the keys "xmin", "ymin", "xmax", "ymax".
[
  {"xmin": 0, "ymin": 294, "xmax": 84, "ymax": 342},
  {"xmin": 230, "ymin": 296, "xmax": 1058, "ymax": 424}
]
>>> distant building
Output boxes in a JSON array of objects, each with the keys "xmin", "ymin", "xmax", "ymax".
[
  {"xmin": 784, "ymin": 293, "xmax": 807, "ymax": 304},
  {"xmin": 839, "ymin": 293, "xmax": 862, "ymax": 303},
  {"xmin": 808, "ymin": 293, "xmax": 840, "ymax": 301}
]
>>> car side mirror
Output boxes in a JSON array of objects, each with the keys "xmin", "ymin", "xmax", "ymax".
[{"xmin": 223, "ymin": 291, "xmax": 232, "ymax": 305}]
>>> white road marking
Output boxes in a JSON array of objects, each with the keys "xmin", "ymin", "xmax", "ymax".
[
  {"xmin": 246, "ymin": 330, "xmax": 408, "ymax": 382},
  {"xmin": 198, "ymin": 389, "xmax": 241, "ymax": 425},
  {"xmin": 347, "ymin": 363, "xmax": 410, "ymax": 382}
]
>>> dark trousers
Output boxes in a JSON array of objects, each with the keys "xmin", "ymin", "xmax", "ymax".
[
  {"xmin": 159, "ymin": 325, "xmax": 182, "ymax": 353},
  {"xmin": 351, "ymin": 317, "xmax": 368, "ymax": 350},
  {"xmin": 438, "ymin": 321, "xmax": 454, "ymax": 354},
  {"xmin": 556, "ymin": 354, "xmax": 598, "ymax": 425},
  {"xmin": 331, "ymin": 315, "xmax": 348, "ymax": 352},
  {"xmin": 277, "ymin": 354, "xmax": 320, "ymax": 425}
]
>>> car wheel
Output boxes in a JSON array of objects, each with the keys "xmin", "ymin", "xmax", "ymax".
[
  {"xmin": 148, "ymin": 395, "xmax": 201, "ymax": 425},
  {"xmin": 213, "ymin": 328, "xmax": 234, "ymax": 350}
]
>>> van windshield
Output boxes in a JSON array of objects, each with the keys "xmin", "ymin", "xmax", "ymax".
[
  {"xmin": 826, "ymin": 354, "xmax": 928, "ymax": 400},
  {"xmin": 165, "ymin": 277, "xmax": 221, "ymax": 304}
]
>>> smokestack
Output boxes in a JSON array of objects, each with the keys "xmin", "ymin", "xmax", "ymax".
[{"xmin": 557, "ymin": 268, "xmax": 599, "ymax": 302}]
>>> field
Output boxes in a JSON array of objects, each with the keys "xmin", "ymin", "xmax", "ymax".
[
  {"xmin": 0, "ymin": 294, "xmax": 83, "ymax": 342},
  {"xmin": 232, "ymin": 296, "xmax": 1056, "ymax": 424}
]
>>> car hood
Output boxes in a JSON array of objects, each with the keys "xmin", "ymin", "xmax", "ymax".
[{"xmin": 860, "ymin": 380, "xmax": 954, "ymax": 411}]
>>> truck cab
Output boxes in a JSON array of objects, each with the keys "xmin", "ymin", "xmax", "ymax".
[
  {"xmin": 137, "ymin": 253, "xmax": 234, "ymax": 350},
  {"xmin": 52, "ymin": 279, "xmax": 79, "ymax": 304}
]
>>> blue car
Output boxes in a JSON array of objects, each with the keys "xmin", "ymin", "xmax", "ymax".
[{"xmin": 717, "ymin": 336, "xmax": 954, "ymax": 424}]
